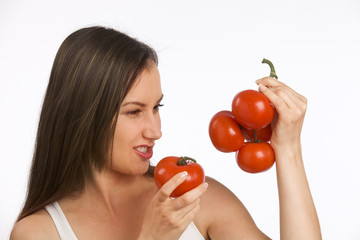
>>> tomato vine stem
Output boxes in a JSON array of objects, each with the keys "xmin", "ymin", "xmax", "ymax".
[
  {"xmin": 252, "ymin": 130, "xmax": 258, "ymax": 143},
  {"xmin": 262, "ymin": 58, "xmax": 278, "ymax": 79},
  {"xmin": 177, "ymin": 156, "xmax": 197, "ymax": 166}
]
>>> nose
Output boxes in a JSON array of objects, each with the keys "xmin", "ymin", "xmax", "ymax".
[{"xmin": 143, "ymin": 113, "xmax": 162, "ymax": 141}]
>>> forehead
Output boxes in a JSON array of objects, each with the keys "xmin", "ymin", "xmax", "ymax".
[{"xmin": 123, "ymin": 63, "xmax": 162, "ymax": 102}]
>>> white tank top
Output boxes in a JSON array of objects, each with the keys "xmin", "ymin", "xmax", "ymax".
[{"xmin": 45, "ymin": 201, "xmax": 205, "ymax": 240}]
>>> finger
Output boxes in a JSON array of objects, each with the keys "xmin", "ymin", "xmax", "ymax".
[
  {"xmin": 177, "ymin": 198, "xmax": 200, "ymax": 218},
  {"xmin": 256, "ymin": 77, "xmax": 282, "ymax": 88},
  {"xmin": 271, "ymin": 85, "xmax": 307, "ymax": 112},
  {"xmin": 258, "ymin": 75, "xmax": 305, "ymax": 108},
  {"xmin": 178, "ymin": 200, "xmax": 201, "ymax": 226},
  {"xmin": 257, "ymin": 77, "xmax": 307, "ymax": 104},
  {"xmin": 277, "ymin": 83, "xmax": 307, "ymax": 105},
  {"xmin": 172, "ymin": 182, "xmax": 208, "ymax": 210},
  {"xmin": 290, "ymin": 88, "xmax": 307, "ymax": 106},
  {"xmin": 162, "ymin": 199, "xmax": 201, "ymax": 232},
  {"xmin": 271, "ymin": 85, "xmax": 299, "ymax": 110},
  {"xmin": 260, "ymin": 85, "xmax": 306, "ymax": 124},
  {"xmin": 167, "ymin": 198, "xmax": 201, "ymax": 229},
  {"xmin": 258, "ymin": 84, "xmax": 288, "ymax": 114},
  {"xmin": 157, "ymin": 172, "xmax": 188, "ymax": 202}
]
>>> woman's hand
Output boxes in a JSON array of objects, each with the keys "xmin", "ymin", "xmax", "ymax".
[
  {"xmin": 138, "ymin": 172, "xmax": 208, "ymax": 240},
  {"xmin": 256, "ymin": 77, "xmax": 307, "ymax": 151}
]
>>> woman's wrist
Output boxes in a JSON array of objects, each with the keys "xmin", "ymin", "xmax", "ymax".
[{"xmin": 271, "ymin": 141, "xmax": 303, "ymax": 166}]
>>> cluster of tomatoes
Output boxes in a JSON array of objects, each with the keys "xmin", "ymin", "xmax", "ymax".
[{"xmin": 209, "ymin": 59, "xmax": 277, "ymax": 173}]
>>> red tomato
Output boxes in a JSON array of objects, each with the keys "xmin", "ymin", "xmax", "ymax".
[
  {"xmin": 209, "ymin": 110, "xmax": 245, "ymax": 152},
  {"xmin": 241, "ymin": 124, "xmax": 272, "ymax": 142},
  {"xmin": 236, "ymin": 142, "xmax": 275, "ymax": 173},
  {"xmin": 154, "ymin": 156, "xmax": 205, "ymax": 197},
  {"xmin": 232, "ymin": 90, "xmax": 275, "ymax": 130}
]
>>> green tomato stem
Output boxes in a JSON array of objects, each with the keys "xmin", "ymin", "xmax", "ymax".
[
  {"xmin": 240, "ymin": 129, "xmax": 251, "ymax": 142},
  {"xmin": 253, "ymin": 130, "xmax": 258, "ymax": 143},
  {"xmin": 177, "ymin": 156, "xmax": 197, "ymax": 166},
  {"xmin": 262, "ymin": 58, "xmax": 278, "ymax": 79}
]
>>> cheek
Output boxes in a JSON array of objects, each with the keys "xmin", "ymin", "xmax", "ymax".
[
  {"xmin": 111, "ymin": 120, "xmax": 143, "ymax": 156},
  {"xmin": 113, "ymin": 125, "xmax": 133, "ymax": 151},
  {"xmin": 109, "ymin": 129, "xmax": 132, "ymax": 171}
]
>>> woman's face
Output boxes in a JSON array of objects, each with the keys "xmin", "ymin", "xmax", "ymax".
[{"xmin": 110, "ymin": 62, "xmax": 163, "ymax": 175}]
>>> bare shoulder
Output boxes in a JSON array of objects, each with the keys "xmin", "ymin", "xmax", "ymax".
[
  {"xmin": 10, "ymin": 209, "xmax": 59, "ymax": 240},
  {"xmin": 198, "ymin": 176, "xmax": 250, "ymax": 217},
  {"xmin": 195, "ymin": 176, "xmax": 270, "ymax": 240},
  {"xmin": 204, "ymin": 176, "xmax": 239, "ymax": 199}
]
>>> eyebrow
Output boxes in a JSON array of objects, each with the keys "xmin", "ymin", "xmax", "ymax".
[{"xmin": 121, "ymin": 94, "xmax": 164, "ymax": 108}]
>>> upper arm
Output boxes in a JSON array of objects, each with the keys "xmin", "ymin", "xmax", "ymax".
[
  {"xmin": 10, "ymin": 210, "xmax": 60, "ymax": 240},
  {"xmin": 197, "ymin": 176, "xmax": 270, "ymax": 240}
]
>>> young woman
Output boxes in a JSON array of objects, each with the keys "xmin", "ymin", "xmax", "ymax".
[{"xmin": 10, "ymin": 26, "xmax": 321, "ymax": 239}]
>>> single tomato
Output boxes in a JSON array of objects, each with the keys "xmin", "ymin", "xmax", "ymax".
[
  {"xmin": 209, "ymin": 110, "xmax": 244, "ymax": 152},
  {"xmin": 236, "ymin": 142, "xmax": 275, "ymax": 173},
  {"xmin": 241, "ymin": 124, "xmax": 272, "ymax": 142},
  {"xmin": 154, "ymin": 156, "xmax": 205, "ymax": 197},
  {"xmin": 232, "ymin": 89, "xmax": 274, "ymax": 130}
]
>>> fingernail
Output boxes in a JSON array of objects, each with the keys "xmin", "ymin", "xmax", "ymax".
[
  {"xmin": 204, "ymin": 182, "xmax": 208, "ymax": 188},
  {"xmin": 180, "ymin": 171, "xmax": 188, "ymax": 178},
  {"xmin": 255, "ymin": 79, "xmax": 262, "ymax": 84}
]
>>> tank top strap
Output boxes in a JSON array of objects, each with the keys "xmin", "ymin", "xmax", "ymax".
[{"xmin": 45, "ymin": 201, "xmax": 78, "ymax": 240}]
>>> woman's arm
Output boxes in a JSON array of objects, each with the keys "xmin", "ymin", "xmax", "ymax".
[
  {"xmin": 275, "ymin": 141, "xmax": 321, "ymax": 239},
  {"xmin": 195, "ymin": 176, "xmax": 271, "ymax": 240},
  {"xmin": 257, "ymin": 77, "xmax": 321, "ymax": 239}
]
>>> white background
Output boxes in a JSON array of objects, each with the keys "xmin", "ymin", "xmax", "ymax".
[{"xmin": 1, "ymin": 0, "xmax": 360, "ymax": 239}]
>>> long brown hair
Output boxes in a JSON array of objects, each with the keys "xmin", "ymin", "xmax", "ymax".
[{"xmin": 17, "ymin": 26, "xmax": 158, "ymax": 221}]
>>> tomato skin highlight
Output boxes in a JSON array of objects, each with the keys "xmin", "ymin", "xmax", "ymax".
[
  {"xmin": 232, "ymin": 90, "xmax": 275, "ymax": 130},
  {"xmin": 209, "ymin": 110, "xmax": 245, "ymax": 152},
  {"xmin": 154, "ymin": 156, "xmax": 205, "ymax": 197},
  {"xmin": 236, "ymin": 142, "xmax": 275, "ymax": 173}
]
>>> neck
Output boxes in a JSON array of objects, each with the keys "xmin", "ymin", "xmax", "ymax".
[{"xmin": 83, "ymin": 168, "xmax": 154, "ymax": 216}]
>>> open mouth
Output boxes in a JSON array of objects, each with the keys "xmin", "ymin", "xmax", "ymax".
[
  {"xmin": 136, "ymin": 146, "xmax": 148, "ymax": 153},
  {"xmin": 134, "ymin": 146, "xmax": 153, "ymax": 160}
]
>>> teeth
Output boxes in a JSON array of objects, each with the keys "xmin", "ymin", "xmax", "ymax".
[{"xmin": 136, "ymin": 146, "xmax": 148, "ymax": 153}]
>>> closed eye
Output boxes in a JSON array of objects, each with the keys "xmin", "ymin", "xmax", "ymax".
[{"xmin": 126, "ymin": 109, "xmax": 141, "ymax": 115}]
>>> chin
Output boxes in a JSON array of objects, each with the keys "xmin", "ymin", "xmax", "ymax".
[{"xmin": 134, "ymin": 162, "xmax": 151, "ymax": 175}]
